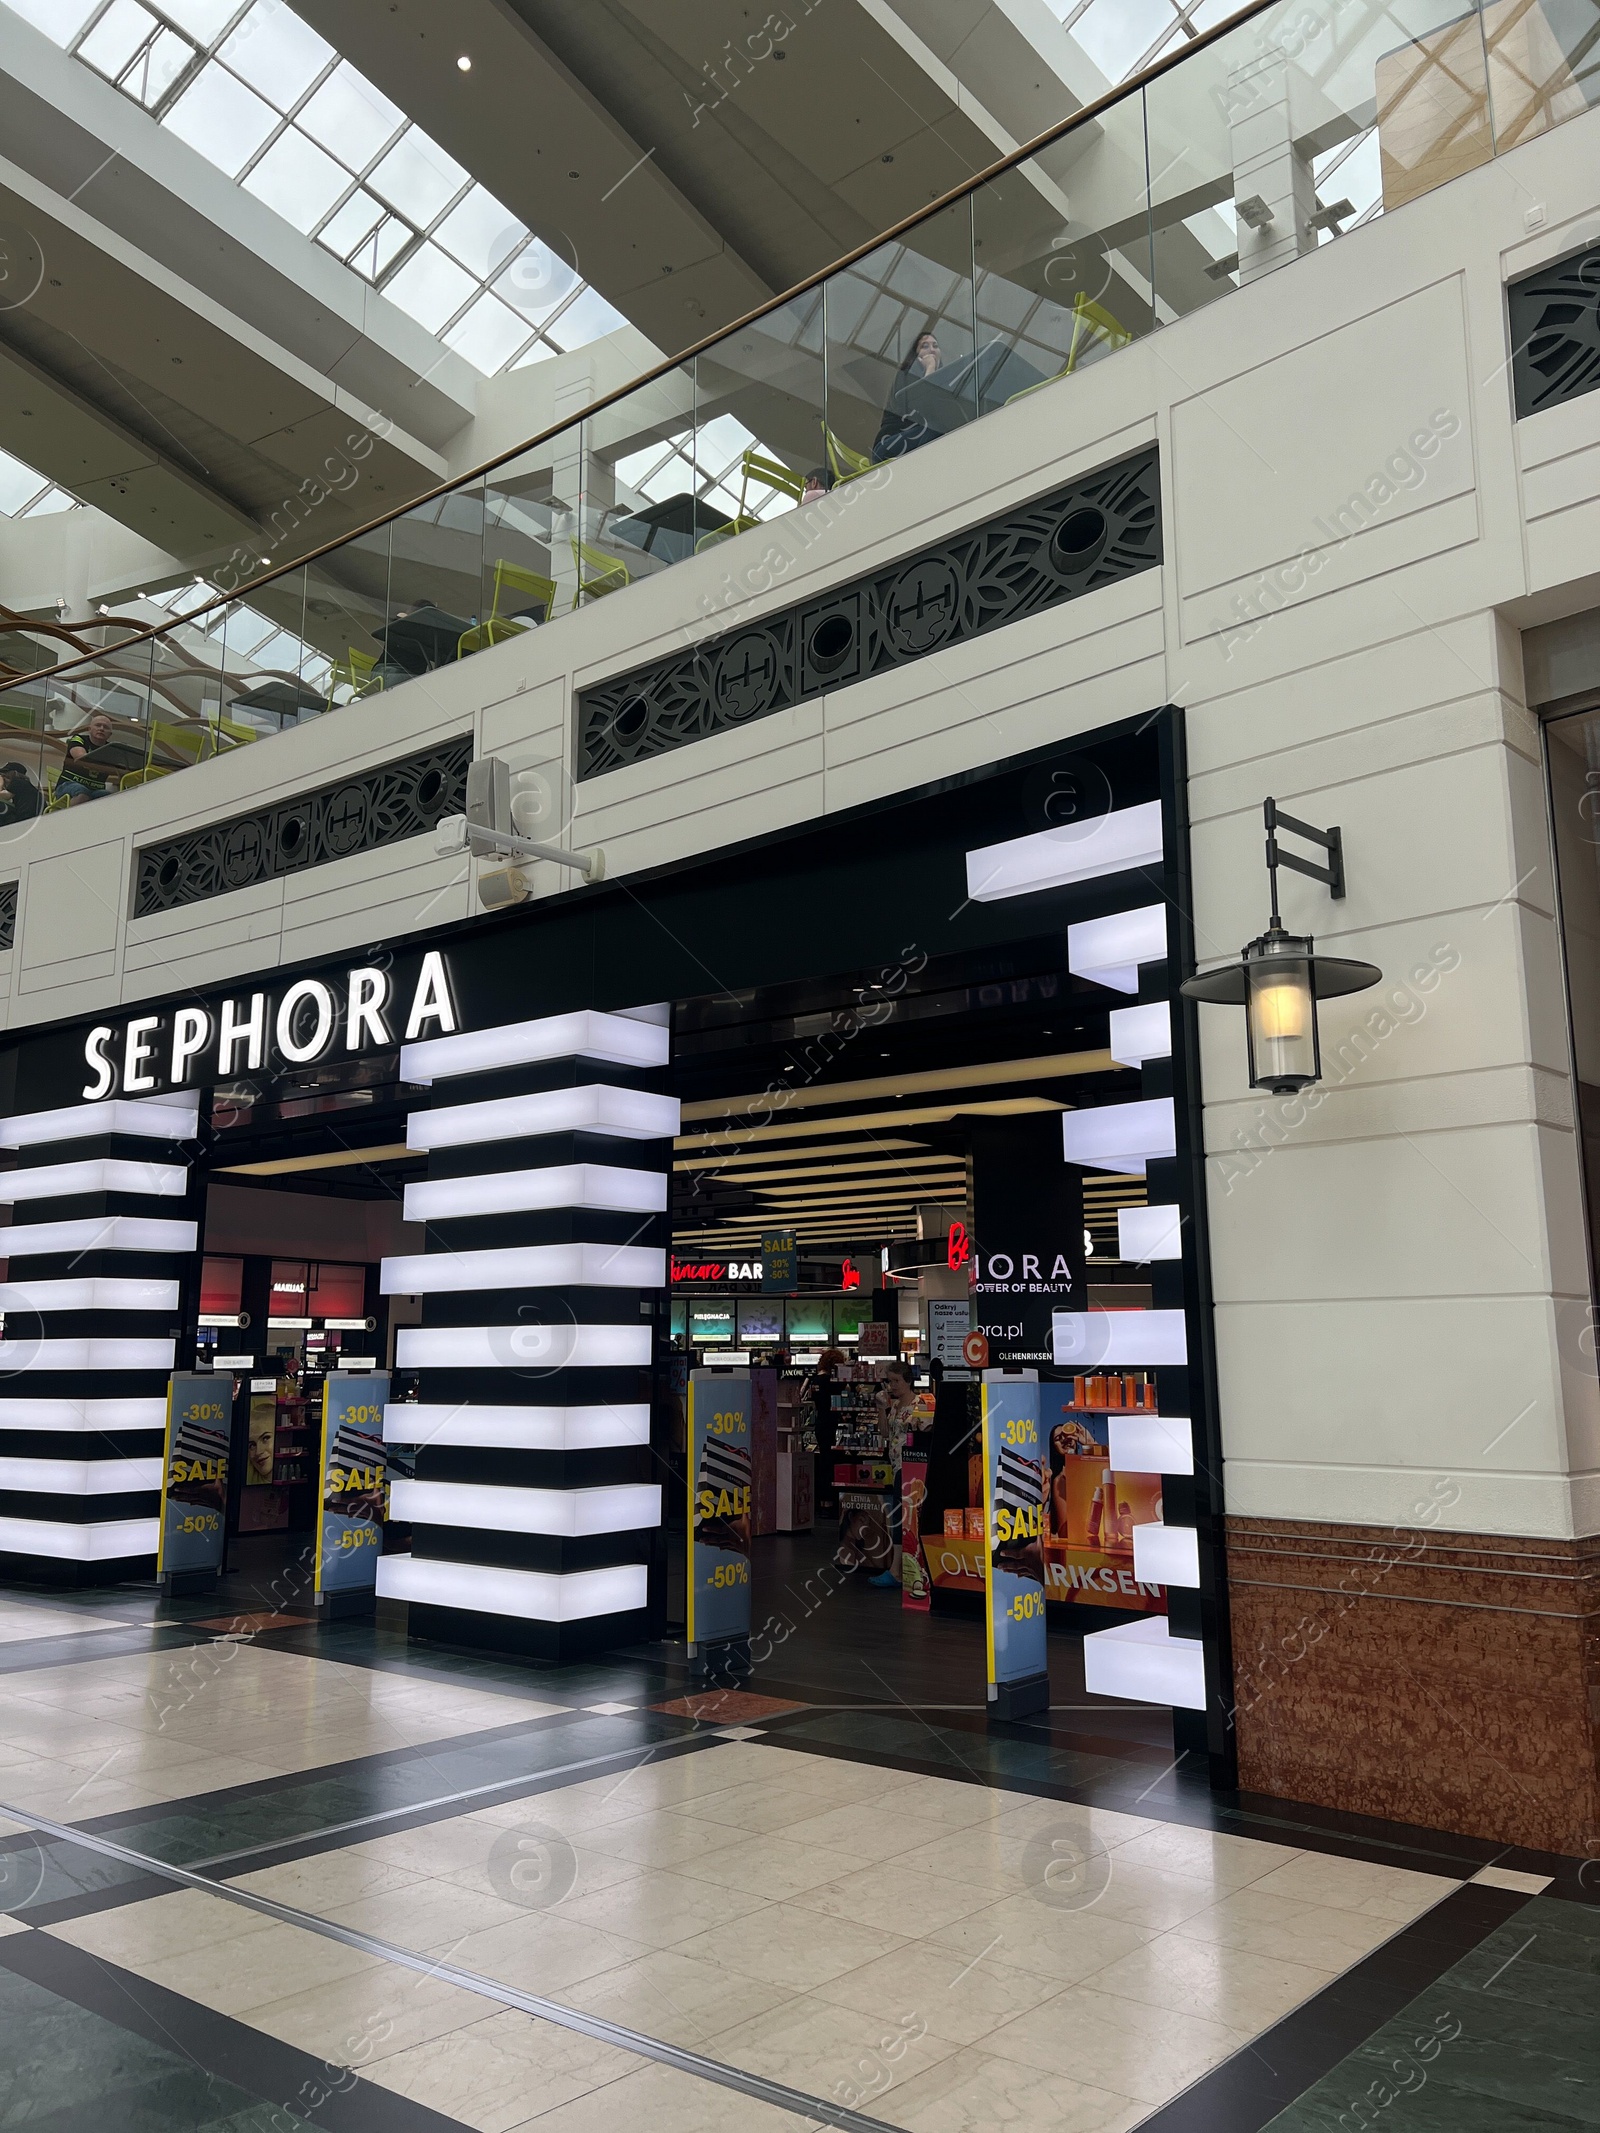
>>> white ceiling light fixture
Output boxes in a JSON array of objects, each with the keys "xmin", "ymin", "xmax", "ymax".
[
  {"xmin": 1067, "ymin": 906, "xmax": 1168, "ymax": 994},
  {"xmin": 0, "ymin": 1161, "xmax": 187, "ymax": 1204},
  {"xmin": 0, "ymin": 1516, "xmax": 161, "ymax": 1561},
  {"xmin": 1052, "ymin": 1309, "xmax": 1187, "ymax": 1367},
  {"xmin": 1107, "ymin": 1412, "xmax": 1193, "ymax": 1476},
  {"xmin": 0, "ymin": 1278, "xmax": 181, "ymax": 1313},
  {"xmin": 0, "ymin": 1456, "xmax": 164, "ymax": 1495},
  {"xmin": 0, "ymin": 1398, "xmax": 169, "ymax": 1433},
  {"xmin": 401, "ymin": 1010, "xmax": 670, "ymax": 1087},
  {"xmin": 395, "ymin": 1325, "xmax": 651, "ymax": 1370},
  {"xmin": 965, "ymin": 801, "xmax": 1163, "ymax": 903},
  {"xmin": 389, "ymin": 1479, "xmax": 660, "ymax": 1535},
  {"xmin": 1116, "ymin": 1204, "xmax": 1182, "ymax": 1264},
  {"xmin": 1108, "ymin": 1002, "xmax": 1171, "ymax": 1068},
  {"xmin": 380, "ymin": 1243, "xmax": 664, "ymax": 1294},
  {"xmin": 0, "ymin": 1339, "xmax": 177, "ymax": 1372},
  {"xmin": 0, "ymin": 1216, "xmax": 198, "ymax": 1258},
  {"xmin": 409, "ymin": 1086, "xmax": 680, "ymax": 1151},
  {"xmin": 375, "ymin": 1554, "xmax": 647, "ymax": 1621},
  {"xmin": 1132, "ymin": 1520, "xmax": 1201, "ymax": 1588},
  {"xmin": 383, "ymin": 1403, "xmax": 650, "ymax": 1450},
  {"xmin": 0, "ymin": 1097, "xmax": 199, "ymax": 1147}
]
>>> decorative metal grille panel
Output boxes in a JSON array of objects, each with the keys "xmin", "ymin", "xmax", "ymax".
[
  {"xmin": 1509, "ymin": 244, "xmax": 1600, "ymax": 419},
  {"xmin": 133, "ymin": 734, "xmax": 471, "ymax": 917},
  {"xmin": 0, "ymin": 882, "xmax": 14, "ymax": 952},
  {"xmin": 577, "ymin": 447, "xmax": 1161, "ymax": 780}
]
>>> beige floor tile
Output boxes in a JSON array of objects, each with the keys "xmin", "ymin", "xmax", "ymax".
[
  {"xmin": 430, "ymin": 1908, "xmax": 646, "ymax": 1998},
  {"xmin": 889, "ymin": 2047, "xmax": 1144, "ymax": 2133},
  {"xmin": 243, "ymin": 1959, "xmax": 490, "ymax": 2065},
  {"xmin": 871, "ymin": 1778, "xmax": 1015, "ymax": 1829},
  {"xmin": 46, "ymin": 1888, "xmax": 275, "ymax": 1966},
  {"xmin": 810, "ymin": 1936, "xmax": 1060, "ymax": 2047},
  {"xmin": 231, "ymin": 1852, "xmax": 425, "ymax": 1911},
  {"xmin": 560, "ymin": 1948, "xmax": 790, "ymax": 2050},
  {"xmin": 672, "ymin": 1899, "xmax": 906, "ymax": 1992},
  {"xmin": 769, "ymin": 1800, "xmax": 927, "ymax": 1855},
  {"xmin": 927, "ymin": 1892, "xmax": 1153, "ymax": 1985},
  {"xmin": 0, "ymin": 1604, "xmax": 128, "ymax": 1642},
  {"xmin": 1172, "ymin": 1884, "xmax": 1408, "ymax": 1967},
  {"xmin": 141, "ymin": 1920, "xmax": 386, "ymax": 2018},
  {"xmin": 583, "ymin": 1807, "xmax": 750, "ymax": 1872},
  {"xmin": 987, "ymin": 1796, "xmax": 1157, "ymax": 1848},
  {"xmin": 512, "ymin": 2058, "xmax": 805, "ymax": 2132},
  {"xmin": 985, "ymin": 1982, "xmax": 1250, "ymax": 2101},
  {"xmin": 1080, "ymin": 1861, "xmax": 1232, "ymax": 1933},
  {"xmin": 323, "ymin": 1875, "xmax": 532, "ymax": 1950},
  {"xmin": 557, "ymin": 1866, "xmax": 770, "ymax": 1950},
  {"xmin": 666, "ymin": 1781, "xmax": 848, "ymax": 1836},
  {"xmin": 1244, "ymin": 1852, "xmax": 1457, "ymax": 1921},
  {"xmin": 1091, "ymin": 1929, "xmax": 1336, "ymax": 2029},
  {"xmin": 1107, "ymin": 1824, "xmax": 1303, "ymax": 1890},
  {"xmin": 365, "ymin": 2008, "xmax": 637, "ymax": 2132},
  {"xmin": 677, "ymin": 1833, "xmax": 872, "ymax": 1901},
  {"xmin": 711, "ymin": 1993, "xmax": 955, "ymax": 2103},
  {"xmin": 0, "ymin": 1913, "xmax": 32, "ymax": 1937},
  {"xmin": 792, "ymin": 1861, "xmax": 985, "ymax": 1935},
  {"xmin": 473, "ymin": 1781, "xmax": 653, "ymax": 1839},
  {"xmin": 892, "ymin": 1827, "xmax": 1036, "ymax": 1892}
]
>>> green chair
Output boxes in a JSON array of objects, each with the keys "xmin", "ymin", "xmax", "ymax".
[
  {"xmin": 569, "ymin": 538, "xmax": 631, "ymax": 608},
  {"xmin": 1006, "ymin": 293, "xmax": 1132, "ymax": 405},
  {"xmin": 819, "ymin": 423, "xmax": 877, "ymax": 486},
  {"xmin": 327, "ymin": 646, "xmax": 383, "ymax": 707},
  {"xmin": 694, "ymin": 450, "xmax": 807, "ymax": 552},
  {"xmin": 457, "ymin": 560, "xmax": 558, "ymax": 656}
]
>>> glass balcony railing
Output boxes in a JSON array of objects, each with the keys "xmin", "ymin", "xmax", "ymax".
[{"xmin": 2, "ymin": 0, "xmax": 1594, "ymax": 819}]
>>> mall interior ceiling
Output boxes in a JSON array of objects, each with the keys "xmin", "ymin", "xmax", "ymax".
[{"xmin": 0, "ymin": 0, "xmax": 1177, "ymax": 607}]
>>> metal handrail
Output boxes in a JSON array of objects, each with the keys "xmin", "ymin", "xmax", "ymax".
[{"xmin": 9, "ymin": 0, "xmax": 1284, "ymax": 690}]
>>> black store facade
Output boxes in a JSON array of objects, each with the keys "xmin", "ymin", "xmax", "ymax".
[{"xmin": 0, "ymin": 709, "xmax": 1233, "ymax": 1776}]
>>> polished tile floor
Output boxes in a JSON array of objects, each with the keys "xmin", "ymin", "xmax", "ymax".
[{"xmin": 0, "ymin": 1570, "xmax": 1594, "ymax": 2132}]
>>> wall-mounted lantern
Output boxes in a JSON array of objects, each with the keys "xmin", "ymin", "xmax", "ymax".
[{"xmin": 1181, "ymin": 800, "xmax": 1381, "ymax": 1095}]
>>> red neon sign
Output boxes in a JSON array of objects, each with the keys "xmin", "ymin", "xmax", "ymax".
[
  {"xmin": 946, "ymin": 1220, "xmax": 971, "ymax": 1272},
  {"xmin": 841, "ymin": 1258, "xmax": 861, "ymax": 1291}
]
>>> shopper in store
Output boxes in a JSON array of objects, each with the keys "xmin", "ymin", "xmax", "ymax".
[
  {"xmin": 0, "ymin": 762, "xmax": 42, "ymax": 821},
  {"xmin": 800, "ymin": 1348, "xmax": 845, "ymax": 1516},
  {"xmin": 868, "ymin": 1360, "xmax": 928, "ymax": 1589},
  {"xmin": 54, "ymin": 709, "xmax": 119, "ymax": 804},
  {"xmin": 871, "ymin": 327, "xmax": 944, "ymax": 461}
]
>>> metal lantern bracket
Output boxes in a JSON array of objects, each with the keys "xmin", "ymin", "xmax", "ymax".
[{"xmin": 1265, "ymin": 798, "xmax": 1343, "ymax": 919}]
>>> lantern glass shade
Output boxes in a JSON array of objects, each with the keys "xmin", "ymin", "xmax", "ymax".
[{"xmin": 1244, "ymin": 933, "xmax": 1319, "ymax": 1092}]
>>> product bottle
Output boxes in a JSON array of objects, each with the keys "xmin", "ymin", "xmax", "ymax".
[{"xmin": 1086, "ymin": 1469, "xmax": 1110, "ymax": 1550}]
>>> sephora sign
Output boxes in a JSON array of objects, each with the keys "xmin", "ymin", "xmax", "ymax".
[{"xmin": 81, "ymin": 951, "xmax": 457, "ymax": 1100}]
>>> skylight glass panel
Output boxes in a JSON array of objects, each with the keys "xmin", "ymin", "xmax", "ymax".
[
  {"xmin": 127, "ymin": 24, "xmax": 195, "ymax": 105},
  {"xmin": 382, "ymin": 240, "xmax": 475, "ymax": 333},
  {"xmin": 316, "ymin": 188, "xmax": 384, "ymax": 258},
  {"xmin": 161, "ymin": 0, "xmax": 245, "ymax": 38},
  {"xmin": 350, "ymin": 214, "xmax": 410, "ymax": 281},
  {"xmin": 494, "ymin": 238, "xmax": 577, "ymax": 325},
  {"xmin": 443, "ymin": 291, "xmax": 528, "ymax": 374},
  {"xmin": 79, "ymin": 0, "xmax": 161, "ymax": 79},
  {"xmin": 368, "ymin": 129, "xmax": 468, "ymax": 226},
  {"xmin": 242, "ymin": 124, "xmax": 346, "ymax": 231},
  {"xmin": 542, "ymin": 284, "xmax": 626, "ymax": 352},
  {"xmin": 297, "ymin": 60, "xmax": 404, "ymax": 170},
  {"xmin": 22, "ymin": 486, "xmax": 81, "ymax": 516},
  {"xmin": 164, "ymin": 58, "xmax": 277, "ymax": 175},
  {"xmin": 219, "ymin": 0, "xmax": 332, "ymax": 111},
  {"xmin": 6, "ymin": 0, "xmax": 100, "ymax": 42},
  {"xmin": 0, "ymin": 451, "xmax": 47, "ymax": 516},
  {"xmin": 433, "ymin": 185, "xmax": 526, "ymax": 281}
]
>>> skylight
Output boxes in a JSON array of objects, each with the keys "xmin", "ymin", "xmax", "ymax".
[
  {"xmin": 15, "ymin": 0, "xmax": 625, "ymax": 375},
  {"xmin": 0, "ymin": 445, "xmax": 81, "ymax": 519}
]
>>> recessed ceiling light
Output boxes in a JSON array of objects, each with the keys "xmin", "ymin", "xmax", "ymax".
[{"xmin": 457, "ymin": 53, "xmax": 472, "ymax": 70}]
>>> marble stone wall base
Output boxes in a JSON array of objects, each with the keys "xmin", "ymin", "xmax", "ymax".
[{"xmin": 1226, "ymin": 1515, "xmax": 1600, "ymax": 1856}]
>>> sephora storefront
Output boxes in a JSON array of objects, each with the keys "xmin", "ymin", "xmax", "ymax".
[{"xmin": 0, "ymin": 711, "xmax": 1231, "ymax": 1767}]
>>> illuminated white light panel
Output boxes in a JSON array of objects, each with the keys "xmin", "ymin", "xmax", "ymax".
[
  {"xmin": 1107, "ymin": 1413, "xmax": 1194, "ymax": 1476},
  {"xmin": 383, "ymin": 1403, "xmax": 651, "ymax": 1450},
  {"xmin": 0, "ymin": 1457, "xmax": 164, "ymax": 1495},
  {"xmin": 1067, "ymin": 906, "xmax": 1167, "ymax": 994},
  {"xmin": 0, "ymin": 1398, "xmax": 168, "ymax": 1433},
  {"xmin": 0, "ymin": 1278, "xmax": 181, "ymax": 1313},
  {"xmin": 0, "ymin": 1516, "xmax": 161, "ymax": 1561},
  {"xmin": 965, "ymin": 802, "xmax": 1163, "ymax": 903},
  {"xmin": 409, "ymin": 1086, "xmax": 680, "ymax": 1152},
  {"xmin": 0, "ymin": 1338, "xmax": 177, "ymax": 1372},
  {"xmin": 1052, "ymin": 1310, "xmax": 1187, "ymax": 1367},
  {"xmin": 1108, "ymin": 1002, "xmax": 1171, "ymax": 1067},
  {"xmin": 404, "ymin": 1163, "xmax": 667, "ymax": 1224},
  {"xmin": 390, "ymin": 1479, "xmax": 661, "ymax": 1535},
  {"xmin": 1117, "ymin": 1205, "xmax": 1182, "ymax": 1264},
  {"xmin": 1132, "ymin": 1521, "xmax": 1200, "ymax": 1588},
  {"xmin": 1062, "ymin": 1097, "xmax": 1175, "ymax": 1175},
  {"xmin": 396, "ymin": 1325, "xmax": 651, "ymax": 1370},
  {"xmin": 381, "ymin": 1244, "xmax": 664, "ymax": 1295},
  {"xmin": 1083, "ymin": 1617, "xmax": 1205, "ymax": 1708},
  {"xmin": 0, "ymin": 1097, "xmax": 200, "ymax": 1147},
  {"xmin": 0, "ymin": 1161, "xmax": 187, "ymax": 1204},
  {"xmin": 1, "ymin": 1217, "xmax": 198, "ymax": 1258},
  {"xmin": 375, "ymin": 1554, "xmax": 648, "ymax": 1622},
  {"xmin": 401, "ymin": 1011, "xmax": 671, "ymax": 1086}
]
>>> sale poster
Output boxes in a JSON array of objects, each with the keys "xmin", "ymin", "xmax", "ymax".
[
  {"xmin": 314, "ymin": 1373, "xmax": 388, "ymax": 1597},
  {"xmin": 1043, "ymin": 1388, "xmax": 1166, "ymax": 1615},
  {"xmin": 687, "ymin": 1369, "xmax": 752, "ymax": 1648},
  {"xmin": 980, "ymin": 1377, "xmax": 1047, "ymax": 1695},
  {"xmin": 157, "ymin": 1375, "xmax": 229, "ymax": 1579}
]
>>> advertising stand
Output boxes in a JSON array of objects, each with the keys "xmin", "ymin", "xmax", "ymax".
[
  {"xmin": 158, "ymin": 1374, "xmax": 230, "ymax": 1594},
  {"xmin": 313, "ymin": 1372, "xmax": 389, "ymax": 1618},
  {"xmin": 687, "ymin": 1367, "xmax": 753, "ymax": 1677},
  {"xmin": 980, "ymin": 1369, "xmax": 1049, "ymax": 1718}
]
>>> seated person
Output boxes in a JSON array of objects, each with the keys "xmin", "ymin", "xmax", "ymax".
[
  {"xmin": 0, "ymin": 762, "xmax": 41, "ymax": 820},
  {"xmin": 800, "ymin": 468, "xmax": 834, "ymax": 503},
  {"xmin": 54, "ymin": 710, "xmax": 121, "ymax": 804},
  {"xmin": 871, "ymin": 329, "xmax": 943, "ymax": 462}
]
